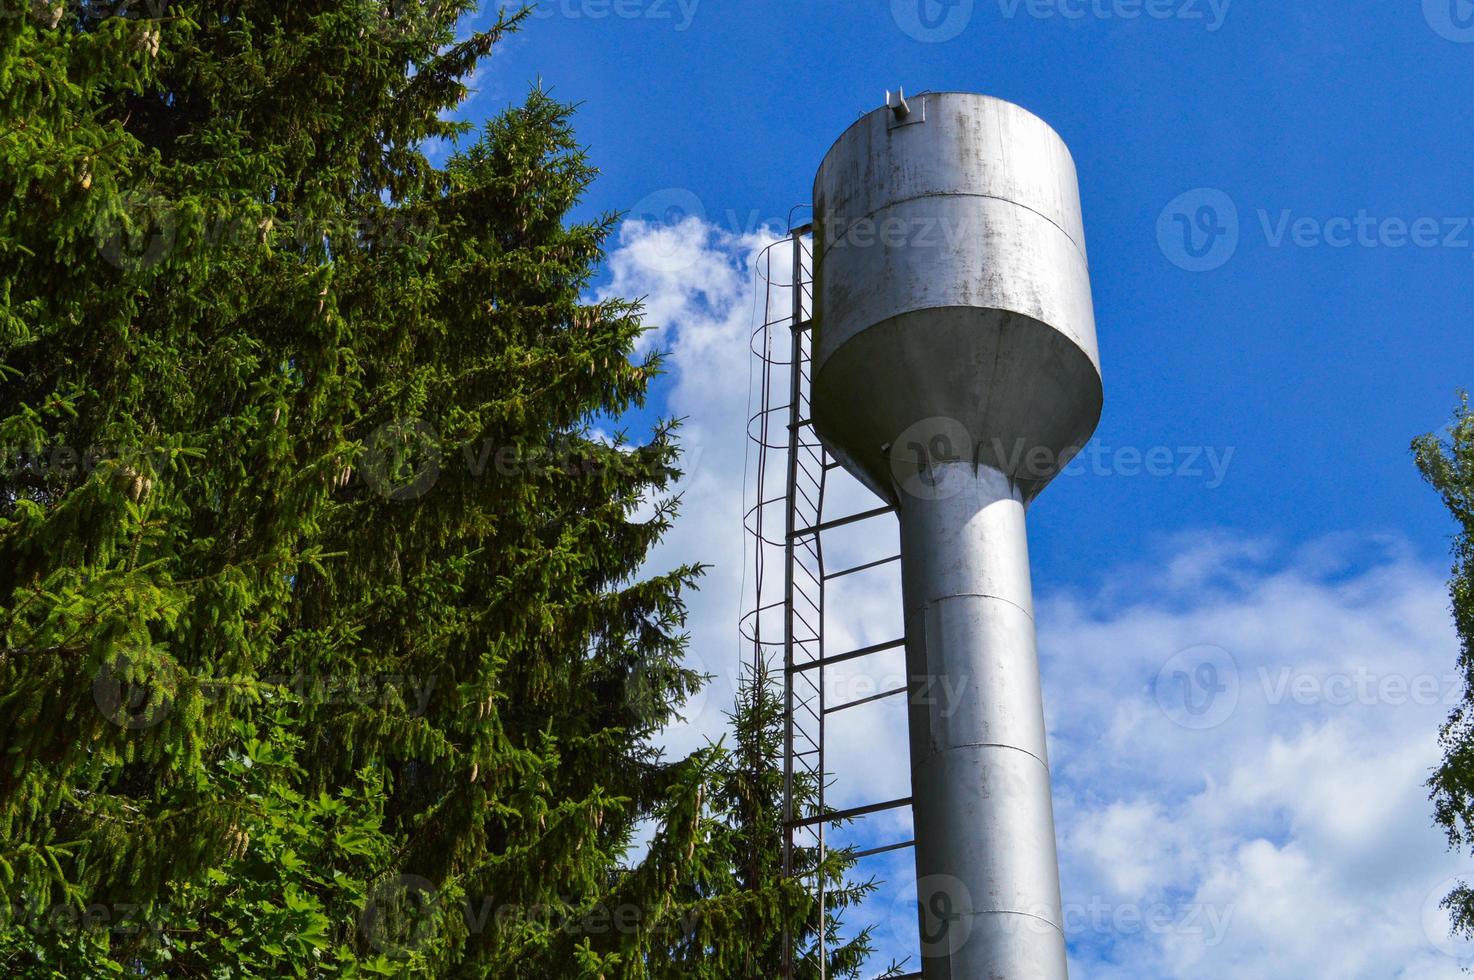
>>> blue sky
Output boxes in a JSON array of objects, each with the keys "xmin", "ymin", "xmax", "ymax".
[
  {"xmin": 470, "ymin": 0, "xmax": 1474, "ymax": 593},
  {"xmin": 462, "ymin": 2, "xmax": 1474, "ymax": 976}
]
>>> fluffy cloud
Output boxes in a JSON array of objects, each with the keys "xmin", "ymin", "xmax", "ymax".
[
  {"xmin": 603, "ymin": 216, "xmax": 1473, "ymax": 978},
  {"xmin": 598, "ymin": 215, "xmax": 782, "ymax": 756},
  {"xmin": 1044, "ymin": 539, "xmax": 1469, "ymax": 978}
]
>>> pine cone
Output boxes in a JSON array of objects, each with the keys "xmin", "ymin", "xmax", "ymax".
[
  {"xmin": 30, "ymin": 0, "xmax": 63, "ymax": 29},
  {"xmin": 137, "ymin": 26, "xmax": 162, "ymax": 58}
]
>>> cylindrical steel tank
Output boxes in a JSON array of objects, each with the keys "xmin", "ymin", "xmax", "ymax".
[{"xmin": 811, "ymin": 92, "xmax": 1102, "ymax": 979}]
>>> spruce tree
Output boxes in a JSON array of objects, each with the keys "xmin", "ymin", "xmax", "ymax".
[
  {"xmin": 1418, "ymin": 394, "xmax": 1474, "ymax": 947},
  {"xmin": 651, "ymin": 653, "xmax": 899, "ymax": 980},
  {"xmin": 0, "ymin": 1, "xmax": 792, "ymax": 975}
]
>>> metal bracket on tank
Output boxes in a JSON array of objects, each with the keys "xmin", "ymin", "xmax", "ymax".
[{"xmin": 886, "ymin": 87, "xmax": 926, "ymax": 129}]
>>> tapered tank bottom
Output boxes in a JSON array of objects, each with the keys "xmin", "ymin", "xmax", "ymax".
[{"xmin": 900, "ymin": 462, "xmax": 1068, "ymax": 979}]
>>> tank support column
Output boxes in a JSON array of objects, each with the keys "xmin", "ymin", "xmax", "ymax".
[{"xmin": 898, "ymin": 460, "xmax": 1069, "ymax": 980}]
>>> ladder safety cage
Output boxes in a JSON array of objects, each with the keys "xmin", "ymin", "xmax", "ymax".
[{"xmin": 741, "ymin": 227, "xmax": 918, "ymax": 980}]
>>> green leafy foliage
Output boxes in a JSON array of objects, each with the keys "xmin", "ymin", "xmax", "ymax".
[{"xmin": 1417, "ymin": 393, "xmax": 1474, "ymax": 948}]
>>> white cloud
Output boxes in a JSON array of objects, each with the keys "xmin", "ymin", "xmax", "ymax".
[
  {"xmin": 603, "ymin": 216, "xmax": 1473, "ymax": 978},
  {"xmin": 1045, "ymin": 540, "xmax": 1470, "ymax": 978},
  {"xmin": 599, "ymin": 216, "xmax": 782, "ymax": 757}
]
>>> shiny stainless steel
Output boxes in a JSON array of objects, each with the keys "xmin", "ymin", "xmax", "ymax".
[{"xmin": 810, "ymin": 93, "xmax": 1101, "ymax": 979}]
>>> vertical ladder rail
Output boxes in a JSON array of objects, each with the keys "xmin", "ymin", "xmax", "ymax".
[
  {"xmin": 780, "ymin": 230, "xmax": 801, "ymax": 979},
  {"xmin": 789, "ymin": 228, "xmax": 828, "ymax": 980}
]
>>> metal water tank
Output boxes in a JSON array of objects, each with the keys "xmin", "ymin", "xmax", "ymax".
[{"xmin": 811, "ymin": 91, "xmax": 1102, "ymax": 979}]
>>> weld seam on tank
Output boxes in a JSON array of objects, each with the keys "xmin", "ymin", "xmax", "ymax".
[
  {"xmin": 923, "ymin": 741, "xmax": 1051, "ymax": 770},
  {"xmin": 960, "ymin": 910, "xmax": 1067, "ymax": 935},
  {"xmin": 904, "ymin": 591, "xmax": 1036, "ymax": 623},
  {"xmin": 815, "ymin": 192, "xmax": 1090, "ymax": 263}
]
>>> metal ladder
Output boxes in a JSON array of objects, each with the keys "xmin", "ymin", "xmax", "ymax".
[{"xmin": 742, "ymin": 226, "xmax": 922, "ymax": 980}]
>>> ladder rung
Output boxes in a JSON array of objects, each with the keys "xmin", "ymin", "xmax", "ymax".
[
  {"xmin": 824, "ymin": 554, "xmax": 900, "ymax": 581},
  {"xmin": 825, "ymin": 685, "xmax": 907, "ymax": 715},
  {"xmin": 850, "ymin": 839, "xmax": 916, "ymax": 860},
  {"xmin": 790, "ymin": 638, "xmax": 905, "ymax": 674},
  {"xmin": 791, "ymin": 505, "xmax": 893, "ymax": 539},
  {"xmin": 785, "ymin": 796, "xmax": 912, "ymax": 830}
]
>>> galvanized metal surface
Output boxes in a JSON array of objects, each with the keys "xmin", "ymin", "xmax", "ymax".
[
  {"xmin": 902, "ymin": 462, "xmax": 1066, "ymax": 978},
  {"xmin": 810, "ymin": 92, "xmax": 1104, "ymax": 980},
  {"xmin": 812, "ymin": 92, "xmax": 1102, "ymax": 504}
]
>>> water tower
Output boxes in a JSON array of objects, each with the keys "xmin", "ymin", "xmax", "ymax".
[{"xmin": 811, "ymin": 91, "xmax": 1101, "ymax": 978}]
